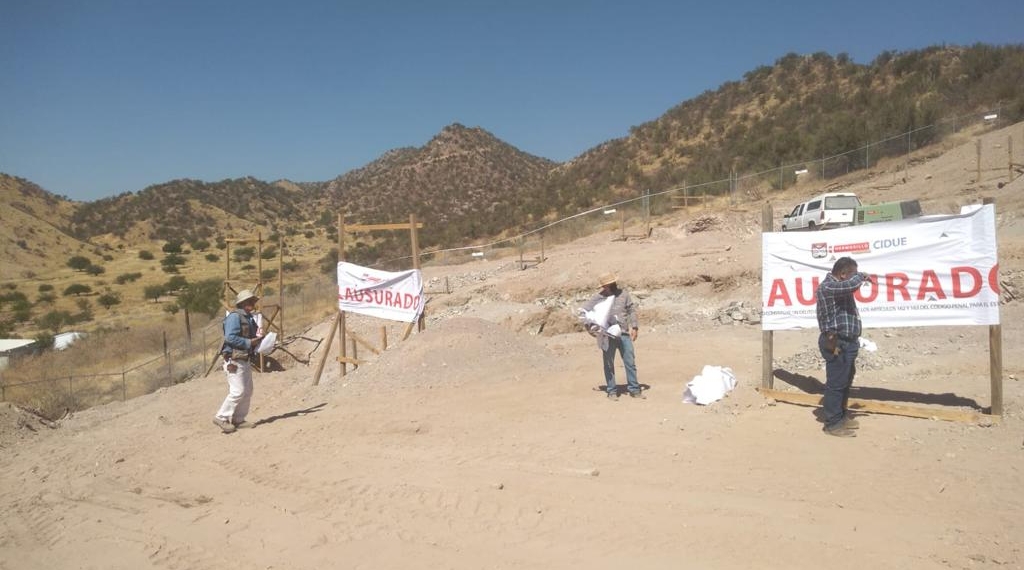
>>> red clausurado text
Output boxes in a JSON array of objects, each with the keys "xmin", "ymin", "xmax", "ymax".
[{"xmin": 765, "ymin": 265, "xmax": 1000, "ymax": 307}]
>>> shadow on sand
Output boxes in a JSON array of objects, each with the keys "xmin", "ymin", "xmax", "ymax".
[
  {"xmin": 255, "ymin": 403, "xmax": 327, "ymax": 427},
  {"xmin": 772, "ymin": 368, "xmax": 986, "ymax": 413}
]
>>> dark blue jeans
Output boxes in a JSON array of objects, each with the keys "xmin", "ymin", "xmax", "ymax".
[
  {"xmin": 818, "ymin": 333, "xmax": 858, "ymax": 428},
  {"xmin": 603, "ymin": 335, "xmax": 640, "ymax": 395}
]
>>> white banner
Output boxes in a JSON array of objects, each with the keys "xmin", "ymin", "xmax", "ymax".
[
  {"xmin": 337, "ymin": 262, "xmax": 425, "ymax": 323},
  {"xmin": 762, "ymin": 204, "xmax": 1000, "ymax": 330}
]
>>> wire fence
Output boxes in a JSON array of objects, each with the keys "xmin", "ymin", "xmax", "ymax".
[
  {"xmin": 0, "ymin": 276, "xmax": 338, "ymax": 418},
  {"xmin": 1, "ymin": 109, "xmax": 1018, "ymax": 417},
  {"xmin": 381, "ymin": 107, "xmax": 1017, "ymax": 269}
]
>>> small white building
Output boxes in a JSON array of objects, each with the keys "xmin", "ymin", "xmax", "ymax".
[{"xmin": 0, "ymin": 339, "xmax": 39, "ymax": 371}]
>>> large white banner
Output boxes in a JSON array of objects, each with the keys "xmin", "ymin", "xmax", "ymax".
[
  {"xmin": 337, "ymin": 262, "xmax": 425, "ymax": 323},
  {"xmin": 762, "ymin": 205, "xmax": 1000, "ymax": 330}
]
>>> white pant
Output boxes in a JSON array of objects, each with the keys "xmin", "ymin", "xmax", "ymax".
[{"xmin": 215, "ymin": 360, "xmax": 253, "ymax": 423}]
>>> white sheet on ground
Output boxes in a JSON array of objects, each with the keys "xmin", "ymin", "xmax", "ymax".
[{"xmin": 683, "ymin": 365, "xmax": 738, "ymax": 405}]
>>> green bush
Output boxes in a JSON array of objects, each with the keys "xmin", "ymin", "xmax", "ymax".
[{"xmin": 63, "ymin": 283, "xmax": 92, "ymax": 297}]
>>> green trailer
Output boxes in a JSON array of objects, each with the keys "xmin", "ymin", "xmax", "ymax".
[{"xmin": 855, "ymin": 199, "xmax": 922, "ymax": 225}]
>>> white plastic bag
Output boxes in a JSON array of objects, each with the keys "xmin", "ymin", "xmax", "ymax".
[
  {"xmin": 256, "ymin": 331, "xmax": 277, "ymax": 355},
  {"xmin": 683, "ymin": 365, "xmax": 738, "ymax": 405}
]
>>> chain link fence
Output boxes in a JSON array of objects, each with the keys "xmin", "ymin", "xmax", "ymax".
[{"xmin": 2, "ymin": 110, "xmax": 1016, "ymax": 417}]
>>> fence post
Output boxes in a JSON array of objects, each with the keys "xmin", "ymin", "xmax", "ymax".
[
  {"xmin": 122, "ymin": 371, "xmax": 127, "ymax": 401},
  {"xmin": 1009, "ymin": 136, "xmax": 1014, "ymax": 182},
  {"xmin": 68, "ymin": 376, "xmax": 74, "ymax": 409},
  {"xmin": 761, "ymin": 202, "xmax": 774, "ymax": 390},
  {"xmin": 163, "ymin": 331, "xmax": 170, "ymax": 386},
  {"xmin": 976, "ymin": 139, "xmax": 982, "ymax": 184}
]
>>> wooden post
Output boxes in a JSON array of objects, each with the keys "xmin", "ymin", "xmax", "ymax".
[
  {"xmin": 409, "ymin": 213, "xmax": 425, "ymax": 332},
  {"xmin": 122, "ymin": 371, "xmax": 127, "ymax": 401},
  {"xmin": 163, "ymin": 331, "xmax": 170, "ymax": 385},
  {"xmin": 279, "ymin": 237, "xmax": 284, "ymax": 343},
  {"xmin": 350, "ymin": 337, "xmax": 358, "ymax": 370},
  {"xmin": 1009, "ymin": 136, "xmax": 1014, "ymax": 182},
  {"xmin": 761, "ymin": 202, "xmax": 774, "ymax": 389},
  {"xmin": 619, "ymin": 210, "xmax": 626, "ymax": 240},
  {"xmin": 983, "ymin": 197, "xmax": 1003, "ymax": 415},
  {"xmin": 338, "ymin": 212, "xmax": 347, "ymax": 377},
  {"xmin": 381, "ymin": 325, "xmax": 388, "ymax": 351},
  {"xmin": 312, "ymin": 312, "xmax": 339, "ymax": 386},
  {"xmin": 976, "ymin": 139, "xmax": 982, "ymax": 183}
]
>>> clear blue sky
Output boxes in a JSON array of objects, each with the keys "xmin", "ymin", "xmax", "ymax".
[{"xmin": 2, "ymin": 0, "xmax": 1021, "ymax": 202}]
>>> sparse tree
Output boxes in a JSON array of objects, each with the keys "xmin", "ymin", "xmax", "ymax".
[
  {"xmin": 162, "ymin": 239, "xmax": 184, "ymax": 254},
  {"xmin": 97, "ymin": 292, "xmax": 121, "ymax": 310},
  {"xmin": 85, "ymin": 264, "xmax": 106, "ymax": 276},
  {"xmin": 144, "ymin": 284, "xmax": 165, "ymax": 303},
  {"xmin": 35, "ymin": 310, "xmax": 73, "ymax": 334},
  {"xmin": 173, "ymin": 278, "xmax": 224, "ymax": 343},
  {"xmin": 138, "ymin": 250, "xmax": 155, "ymax": 260},
  {"xmin": 164, "ymin": 275, "xmax": 188, "ymax": 292},
  {"xmin": 63, "ymin": 283, "xmax": 92, "ymax": 297},
  {"xmin": 67, "ymin": 255, "xmax": 91, "ymax": 271}
]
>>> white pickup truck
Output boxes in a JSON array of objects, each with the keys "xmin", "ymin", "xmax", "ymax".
[{"xmin": 781, "ymin": 192, "xmax": 861, "ymax": 231}]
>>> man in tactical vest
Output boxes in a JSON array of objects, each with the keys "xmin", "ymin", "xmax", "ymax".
[{"xmin": 213, "ymin": 289, "xmax": 264, "ymax": 433}]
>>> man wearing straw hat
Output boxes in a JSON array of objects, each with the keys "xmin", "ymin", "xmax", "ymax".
[
  {"xmin": 213, "ymin": 289, "xmax": 264, "ymax": 433},
  {"xmin": 580, "ymin": 273, "xmax": 642, "ymax": 400}
]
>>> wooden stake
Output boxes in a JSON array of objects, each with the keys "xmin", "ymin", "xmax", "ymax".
[
  {"xmin": 312, "ymin": 311, "xmax": 339, "ymax": 386},
  {"xmin": 761, "ymin": 202, "xmax": 774, "ymax": 390},
  {"xmin": 983, "ymin": 197, "xmax": 1003, "ymax": 416}
]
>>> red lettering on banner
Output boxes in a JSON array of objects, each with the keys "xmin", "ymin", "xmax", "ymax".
[
  {"xmin": 767, "ymin": 279, "xmax": 791, "ymax": 307},
  {"xmin": 951, "ymin": 266, "xmax": 982, "ymax": 298},
  {"xmin": 794, "ymin": 277, "xmax": 819, "ymax": 306},
  {"xmin": 767, "ymin": 277, "xmax": 820, "ymax": 307},
  {"xmin": 917, "ymin": 270, "xmax": 947, "ymax": 300},
  {"xmin": 833, "ymin": 242, "xmax": 870, "ymax": 254},
  {"xmin": 886, "ymin": 273, "xmax": 910, "ymax": 301},
  {"xmin": 989, "ymin": 265, "xmax": 1000, "ymax": 294}
]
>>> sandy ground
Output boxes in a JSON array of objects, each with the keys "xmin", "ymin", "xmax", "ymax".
[{"xmin": 2, "ymin": 123, "xmax": 1023, "ymax": 570}]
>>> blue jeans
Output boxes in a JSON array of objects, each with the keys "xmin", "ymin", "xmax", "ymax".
[
  {"xmin": 818, "ymin": 333, "xmax": 858, "ymax": 428},
  {"xmin": 603, "ymin": 335, "xmax": 640, "ymax": 395}
]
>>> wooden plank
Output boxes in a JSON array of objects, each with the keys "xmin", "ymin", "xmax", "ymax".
[
  {"xmin": 347, "ymin": 222, "xmax": 424, "ymax": 231},
  {"xmin": 761, "ymin": 202, "xmax": 774, "ymax": 389},
  {"xmin": 347, "ymin": 329, "xmax": 381, "ymax": 355},
  {"xmin": 758, "ymin": 388, "xmax": 998, "ymax": 423},
  {"xmin": 311, "ymin": 312, "xmax": 339, "ymax": 386},
  {"xmin": 337, "ymin": 356, "xmax": 364, "ymax": 365}
]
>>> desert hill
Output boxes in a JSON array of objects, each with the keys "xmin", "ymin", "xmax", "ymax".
[
  {"xmin": 2, "ymin": 44, "xmax": 1022, "ymax": 342},
  {"xmin": 0, "ymin": 120, "xmax": 1022, "ymax": 568}
]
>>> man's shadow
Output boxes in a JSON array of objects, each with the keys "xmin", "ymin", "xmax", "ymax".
[
  {"xmin": 255, "ymin": 403, "xmax": 327, "ymax": 427},
  {"xmin": 592, "ymin": 384, "xmax": 652, "ymax": 396},
  {"xmin": 772, "ymin": 369, "xmax": 986, "ymax": 413}
]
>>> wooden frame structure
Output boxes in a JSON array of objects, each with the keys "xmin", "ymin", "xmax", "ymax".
[
  {"xmin": 312, "ymin": 213, "xmax": 425, "ymax": 386},
  {"xmin": 614, "ymin": 189, "xmax": 652, "ymax": 241},
  {"xmin": 517, "ymin": 233, "xmax": 546, "ymax": 270},
  {"xmin": 203, "ymin": 232, "xmax": 285, "ymax": 376},
  {"xmin": 671, "ymin": 181, "xmax": 709, "ymax": 211},
  {"xmin": 758, "ymin": 200, "xmax": 1003, "ymax": 422}
]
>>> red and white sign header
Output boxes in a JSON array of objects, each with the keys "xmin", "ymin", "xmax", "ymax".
[
  {"xmin": 761, "ymin": 205, "xmax": 1000, "ymax": 330},
  {"xmin": 337, "ymin": 262, "xmax": 425, "ymax": 323}
]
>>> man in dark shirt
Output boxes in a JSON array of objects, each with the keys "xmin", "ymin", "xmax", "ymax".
[{"xmin": 816, "ymin": 257, "xmax": 872, "ymax": 437}]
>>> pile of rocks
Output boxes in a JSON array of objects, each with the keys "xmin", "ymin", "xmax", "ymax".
[
  {"xmin": 713, "ymin": 301, "xmax": 761, "ymax": 325},
  {"xmin": 774, "ymin": 343, "xmax": 909, "ymax": 372}
]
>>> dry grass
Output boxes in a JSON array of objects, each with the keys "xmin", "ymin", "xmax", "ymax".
[{"xmin": 1, "ymin": 273, "xmax": 339, "ymax": 418}]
